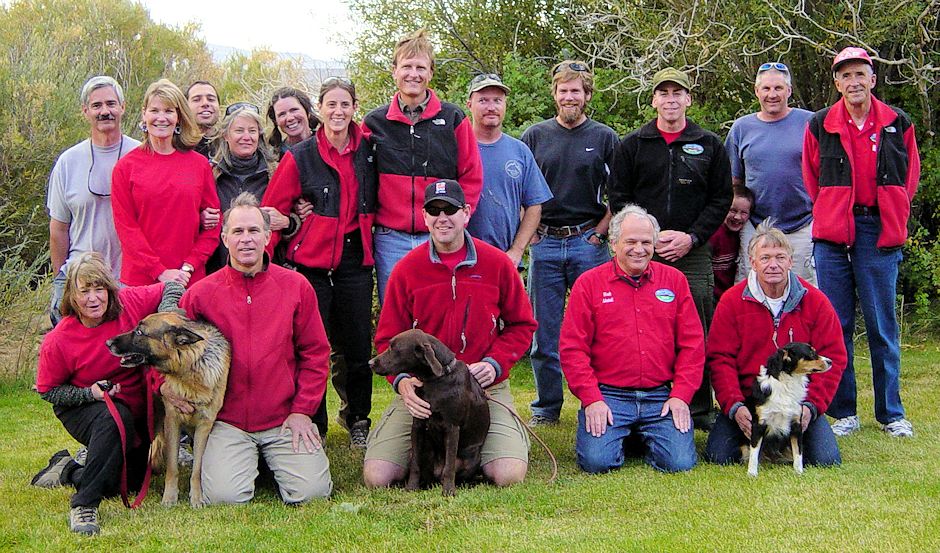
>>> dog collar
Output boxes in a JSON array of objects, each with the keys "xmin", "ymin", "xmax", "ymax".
[{"xmin": 444, "ymin": 358, "xmax": 458, "ymax": 375}]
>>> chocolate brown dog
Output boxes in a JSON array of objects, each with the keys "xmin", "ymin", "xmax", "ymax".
[{"xmin": 370, "ymin": 329, "xmax": 490, "ymax": 496}]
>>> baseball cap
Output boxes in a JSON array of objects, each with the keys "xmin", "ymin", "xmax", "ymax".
[
  {"xmin": 468, "ymin": 73, "xmax": 510, "ymax": 96},
  {"xmin": 651, "ymin": 67, "xmax": 692, "ymax": 92},
  {"xmin": 424, "ymin": 179, "xmax": 465, "ymax": 208},
  {"xmin": 832, "ymin": 47, "xmax": 873, "ymax": 71}
]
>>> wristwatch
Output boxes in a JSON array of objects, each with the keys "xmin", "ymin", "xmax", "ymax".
[
  {"xmin": 590, "ymin": 231, "xmax": 608, "ymax": 243},
  {"xmin": 181, "ymin": 263, "xmax": 194, "ymax": 274},
  {"xmin": 689, "ymin": 233, "xmax": 700, "ymax": 249}
]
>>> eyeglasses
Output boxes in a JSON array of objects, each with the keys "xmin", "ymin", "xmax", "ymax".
[
  {"xmin": 87, "ymin": 137, "xmax": 124, "ymax": 197},
  {"xmin": 757, "ymin": 62, "xmax": 789, "ymax": 74},
  {"xmin": 553, "ymin": 62, "xmax": 589, "ymax": 75},
  {"xmin": 425, "ymin": 204, "xmax": 461, "ymax": 216},
  {"xmin": 225, "ymin": 102, "xmax": 261, "ymax": 116},
  {"xmin": 470, "ymin": 73, "xmax": 503, "ymax": 85}
]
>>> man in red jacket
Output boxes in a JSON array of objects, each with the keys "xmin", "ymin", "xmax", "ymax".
[
  {"xmin": 363, "ymin": 179, "xmax": 537, "ymax": 488},
  {"xmin": 559, "ymin": 204, "xmax": 704, "ymax": 473},
  {"xmin": 362, "ymin": 29, "xmax": 483, "ymax": 304},
  {"xmin": 705, "ymin": 223, "xmax": 846, "ymax": 466},
  {"xmin": 174, "ymin": 192, "xmax": 333, "ymax": 505},
  {"xmin": 802, "ymin": 47, "xmax": 920, "ymax": 438}
]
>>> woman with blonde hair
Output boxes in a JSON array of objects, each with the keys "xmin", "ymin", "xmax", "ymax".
[
  {"xmin": 111, "ymin": 78, "xmax": 220, "ymax": 287},
  {"xmin": 32, "ymin": 252, "xmax": 183, "ymax": 534}
]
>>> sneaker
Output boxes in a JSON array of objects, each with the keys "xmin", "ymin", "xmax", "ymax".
[
  {"xmin": 177, "ymin": 444, "xmax": 194, "ymax": 468},
  {"xmin": 73, "ymin": 447, "xmax": 87, "ymax": 467},
  {"xmin": 882, "ymin": 418, "xmax": 914, "ymax": 437},
  {"xmin": 69, "ymin": 506, "xmax": 99, "ymax": 535},
  {"xmin": 349, "ymin": 420, "xmax": 369, "ymax": 449},
  {"xmin": 527, "ymin": 415, "xmax": 559, "ymax": 427},
  {"xmin": 31, "ymin": 450, "xmax": 72, "ymax": 488},
  {"xmin": 831, "ymin": 415, "xmax": 860, "ymax": 436}
]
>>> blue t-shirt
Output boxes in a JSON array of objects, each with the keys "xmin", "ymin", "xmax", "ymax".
[
  {"xmin": 466, "ymin": 134, "xmax": 553, "ymax": 252},
  {"xmin": 725, "ymin": 109, "xmax": 813, "ymax": 232}
]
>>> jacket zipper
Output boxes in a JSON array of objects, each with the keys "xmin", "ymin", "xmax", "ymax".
[
  {"xmin": 410, "ymin": 125, "xmax": 417, "ymax": 234},
  {"xmin": 667, "ymin": 146, "xmax": 674, "ymax": 217},
  {"xmin": 326, "ymin": 186, "xmax": 340, "ymax": 271}
]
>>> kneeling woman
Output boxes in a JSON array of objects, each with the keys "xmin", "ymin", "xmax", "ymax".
[
  {"xmin": 262, "ymin": 78, "xmax": 377, "ymax": 446},
  {"xmin": 33, "ymin": 252, "xmax": 181, "ymax": 534}
]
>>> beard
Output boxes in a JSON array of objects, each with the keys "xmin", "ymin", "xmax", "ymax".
[{"xmin": 557, "ymin": 104, "xmax": 585, "ymax": 125}]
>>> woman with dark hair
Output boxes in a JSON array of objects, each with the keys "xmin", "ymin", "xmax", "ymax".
[
  {"xmin": 203, "ymin": 103, "xmax": 289, "ymax": 273},
  {"xmin": 262, "ymin": 77, "xmax": 377, "ymax": 447},
  {"xmin": 111, "ymin": 78, "xmax": 220, "ymax": 287},
  {"xmin": 266, "ymin": 86, "xmax": 318, "ymax": 158},
  {"xmin": 32, "ymin": 252, "xmax": 182, "ymax": 535}
]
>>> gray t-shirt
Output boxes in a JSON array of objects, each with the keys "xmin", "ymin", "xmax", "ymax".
[
  {"xmin": 725, "ymin": 109, "xmax": 813, "ymax": 232},
  {"xmin": 46, "ymin": 135, "xmax": 140, "ymax": 275}
]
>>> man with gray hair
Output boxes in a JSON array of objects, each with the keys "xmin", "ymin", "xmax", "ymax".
[
  {"xmin": 725, "ymin": 62, "xmax": 815, "ymax": 283},
  {"xmin": 706, "ymin": 221, "xmax": 846, "ymax": 466},
  {"xmin": 46, "ymin": 76, "xmax": 140, "ymax": 326},
  {"xmin": 559, "ymin": 204, "xmax": 704, "ymax": 474}
]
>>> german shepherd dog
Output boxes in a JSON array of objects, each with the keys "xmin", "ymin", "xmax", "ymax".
[
  {"xmin": 107, "ymin": 312, "xmax": 230, "ymax": 507},
  {"xmin": 746, "ymin": 342, "xmax": 832, "ymax": 477},
  {"xmin": 370, "ymin": 329, "xmax": 490, "ymax": 496}
]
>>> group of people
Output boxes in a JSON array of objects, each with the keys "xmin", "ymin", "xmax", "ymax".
[{"xmin": 33, "ymin": 27, "xmax": 919, "ymax": 536}]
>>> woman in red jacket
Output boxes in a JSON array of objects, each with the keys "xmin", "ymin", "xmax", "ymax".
[
  {"xmin": 111, "ymin": 78, "xmax": 220, "ymax": 287},
  {"xmin": 262, "ymin": 78, "xmax": 377, "ymax": 447}
]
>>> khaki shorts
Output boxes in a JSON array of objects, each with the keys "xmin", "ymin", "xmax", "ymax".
[{"xmin": 364, "ymin": 380, "xmax": 530, "ymax": 466}]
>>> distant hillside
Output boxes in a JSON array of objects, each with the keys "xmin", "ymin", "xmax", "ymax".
[{"xmin": 209, "ymin": 44, "xmax": 348, "ymax": 83}]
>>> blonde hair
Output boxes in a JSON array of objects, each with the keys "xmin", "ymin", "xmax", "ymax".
[
  {"xmin": 60, "ymin": 252, "xmax": 122, "ymax": 321},
  {"xmin": 140, "ymin": 78, "xmax": 202, "ymax": 151},
  {"xmin": 551, "ymin": 60, "xmax": 595, "ymax": 96},
  {"xmin": 393, "ymin": 29, "xmax": 435, "ymax": 70}
]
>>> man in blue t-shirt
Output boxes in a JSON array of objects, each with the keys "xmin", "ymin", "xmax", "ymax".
[
  {"xmin": 725, "ymin": 62, "xmax": 815, "ymax": 284},
  {"xmin": 465, "ymin": 74, "xmax": 553, "ymax": 266}
]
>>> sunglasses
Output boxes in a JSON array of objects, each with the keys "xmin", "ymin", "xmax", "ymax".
[
  {"xmin": 553, "ymin": 62, "xmax": 589, "ymax": 75},
  {"xmin": 425, "ymin": 204, "xmax": 462, "ymax": 216},
  {"xmin": 225, "ymin": 102, "xmax": 261, "ymax": 116},
  {"xmin": 322, "ymin": 76, "xmax": 352, "ymax": 85},
  {"xmin": 470, "ymin": 73, "xmax": 503, "ymax": 85},
  {"xmin": 757, "ymin": 62, "xmax": 789, "ymax": 73}
]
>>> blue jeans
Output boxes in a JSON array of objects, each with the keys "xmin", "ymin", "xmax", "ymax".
[
  {"xmin": 704, "ymin": 412, "xmax": 841, "ymax": 466},
  {"xmin": 576, "ymin": 385, "xmax": 696, "ymax": 473},
  {"xmin": 528, "ymin": 231, "xmax": 610, "ymax": 419},
  {"xmin": 373, "ymin": 226, "xmax": 429, "ymax": 305},
  {"xmin": 49, "ymin": 268, "xmax": 67, "ymax": 327},
  {"xmin": 814, "ymin": 215, "xmax": 905, "ymax": 424}
]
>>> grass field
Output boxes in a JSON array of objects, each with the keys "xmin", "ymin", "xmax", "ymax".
[{"xmin": 1, "ymin": 338, "xmax": 938, "ymax": 552}]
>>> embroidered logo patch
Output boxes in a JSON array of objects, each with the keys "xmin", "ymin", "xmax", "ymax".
[
  {"xmin": 885, "ymin": 126, "xmax": 897, "ymax": 133},
  {"xmin": 505, "ymin": 160, "xmax": 523, "ymax": 179},
  {"xmin": 682, "ymin": 144, "xmax": 704, "ymax": 155},
  {"xmin": 655, "ymin": 289, "xmax": 676, "ymax": 303},
  {"xmin": 435, "ymin": 182, "xmax": 447, "ymax": 194},
  {"xmin": 432, "ymin": 118, "xmax": 446, "ymax": 125},
  {"xmin": 602, "ymin": 291, "xmax": 614, "ymax": 304}
]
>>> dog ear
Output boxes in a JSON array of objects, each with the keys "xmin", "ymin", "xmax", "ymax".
[
  {"xmin": 171, "ymin": 327, "xmax": 204, "ymax": 346},
  {"xmin": 420, "ymin": 341, "xmax": 445, "ymax": 377},
  {"xmin": 765, "ymin": 349, "xmax": 787, "ymax": 378}
]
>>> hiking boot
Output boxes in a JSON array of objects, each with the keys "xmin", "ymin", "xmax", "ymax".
[
  {"xmin": 73, "ymin": 447, "xmax": 87, "ymax": 467},
  {"xmin": 349, "ymin": 420, "xmax": 369, "ymax": 449},
  {"xmin": 831, "ymin": 415, "xmax": 860, "ymax": 436},
  {"xmin": 177, "ymin": 443, "xmax": 194, "ymax": 468},
  {"xmin": 31, "ymin": 450, "xmax": 72, "ymax": 488},
  {"xmin": 69, "ymin": 506, "xmax": 99, "ymax": 535},
  {"xmin": 882, "ymin": 418, "xmax": 914, "ymax": 437},
  {"xmin": 527, "ymin": 415, "xmax": 559, "ymax": 427}
]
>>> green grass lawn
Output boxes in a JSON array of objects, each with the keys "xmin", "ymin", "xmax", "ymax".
[{"xmin": 1, "ymin": 343, "xmax": 938, "ymax": 552}]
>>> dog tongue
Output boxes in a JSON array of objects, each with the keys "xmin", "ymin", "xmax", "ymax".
[{"xmin": 120, "ymin": 353, "xmax": 146, "ymax": 367}]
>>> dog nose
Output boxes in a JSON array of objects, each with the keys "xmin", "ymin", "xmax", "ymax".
[{"xmin": 105, "ymin": 338, "xmax": 114, "ymax": 347}]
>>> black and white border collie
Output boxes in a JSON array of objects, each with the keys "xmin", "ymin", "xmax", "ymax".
[{"xmin": 746, "ymin": 342, "xmax": 832, "ymax": 477}]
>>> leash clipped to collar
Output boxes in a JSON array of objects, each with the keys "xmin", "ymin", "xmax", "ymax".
[{"xmin": 101, "ymin": 370, "xmax": 157, "ymax": 509}]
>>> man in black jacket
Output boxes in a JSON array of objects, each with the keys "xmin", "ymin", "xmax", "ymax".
[{"xmin": 607, "ymin": 67, "xmax": 732, "ymax": 429}]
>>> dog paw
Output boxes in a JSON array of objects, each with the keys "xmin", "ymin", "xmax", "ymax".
[
  {"xmin": 190, "ymin": 494, "xmax": 207, "ymax": 509},
  {"xmin": 161, "ymin": 497, "xmax": 178, "ymax": 507},
  {"xmin": 442, "ymin": 485, "xmax": 456, "ymax": 497},
  {"xmin": 747, "ymin": 469, "xmax": 758, "ymax": 478}
]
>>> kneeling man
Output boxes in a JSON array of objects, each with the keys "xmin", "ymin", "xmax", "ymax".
[
  {"xmin": 560, "ymin": 204, "xmax": 704, "ymax": 473},
  {"xmin": 363, "ymin": 179, "xmax": 537, "ymax": 487},
  {"xmin": 705, "ymin": 222, "xmax": 846, "ymax": 466},
  {"xmin": 174, "ymin": 192, "xmax": 333, "ymax": 504}
]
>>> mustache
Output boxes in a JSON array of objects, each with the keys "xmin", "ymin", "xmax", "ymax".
[{"xmin": 95, "ymin": 114, "xmax": 116, "ymax": 121}]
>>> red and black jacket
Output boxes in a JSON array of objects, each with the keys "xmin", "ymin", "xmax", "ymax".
[
  {"xmin": 802, "ymin": 96, "xmax": 920, "ymax": 249},
  {"xmin": 263, "ymin": 125, "xmax": 377, "ymax": 269},
  {"xmin": 362, "ymin": 90, "xmax": 482, "ymax": 233}
]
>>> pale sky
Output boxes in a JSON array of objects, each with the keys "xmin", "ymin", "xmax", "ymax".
[{"xmin": 138, "ymin": 0, "xmax": 353, "ymax": 61}]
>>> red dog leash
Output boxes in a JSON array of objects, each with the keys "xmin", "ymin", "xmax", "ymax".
[{"xmin": 101, "ymin": 371, "xmax": 156, "ymax": 509}]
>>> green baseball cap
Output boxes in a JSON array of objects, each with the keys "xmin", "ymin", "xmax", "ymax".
[{"xmin": 651, "ymin": 67, "xmax": 692, "ymax": 92}]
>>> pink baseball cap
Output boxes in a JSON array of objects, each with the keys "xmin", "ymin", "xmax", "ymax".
[{"xmin": 832, "ymin": 47, "xmax": 873, "ymax": 71}]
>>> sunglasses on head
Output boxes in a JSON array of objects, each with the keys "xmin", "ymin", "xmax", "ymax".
[
  {"xmin": 553, "ymin": 62, "xmax": 589, "ymax": 75},
  {"xmin": 322, "ymin": 76, "xmax": 352, "ymax": 85},
  {"xmin": 757, "ymin": 62, "xmax": 789, "ymax": 73},
  {"xmin": 470, "ymin": 73, "xmax": 502, "ymax": 85},
  {"xmin": 425, "ymin": 204, "xmax": 461, "ymax": 216},
  {"xmin": 225, "ymin": 102, "xmax": 261, "ymax": 116}
]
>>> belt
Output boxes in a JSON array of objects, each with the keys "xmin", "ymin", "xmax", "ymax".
[
  {"xmin": 853, "ymin": 204, "xmax": 879, "ymax": 216},
  {"xmin": 538, "ymin": 220, "xmax": 597, "ymax": 238}
]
